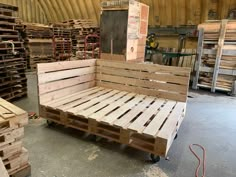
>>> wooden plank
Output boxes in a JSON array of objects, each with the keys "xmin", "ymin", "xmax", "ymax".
[
  {"xmin": 0, "ymin": 106, "xmax": 15, "ymax": 119},
  {"xmin": 97, "ymin": 66, "xmax": 189, "ymax": 85},
  {"xmin": 89, "ymin": 92, "xmax": 136, "ymax": 121},
  {"xmin": 58, "ymin": 88, "xmax": 112, "ymax": 111},
  {"xmin": 40, "ymin": 81, "xmax": 95, "ymax": 104},
  {"xmin": 37, "ymin": 59, "xmax": 96, "ymax": 73},
  {"xmin": 113, "ymin": 96, "xmax": 156, "ymax": 128},
  {"xmin": 79, "ymin": 91, "xmax": 128, "ymax": 118},
  {"xmin": 48, "ymin": 87, "xmax": 104, "ymax": 108},
  {"xmin": 157, "ymin": 102, "xmax": 185, "ymax": 139},
  {"xmin": 96, "ymin": 74, "xmax": 188, "ymax": 94},
  {"xmin": 193, "ymin": 28, "xmax": 204, "ymax": 89},
  {"xmin": 67, "ymin": 89, "xmax": 121, "ymax": 114},
  {"xmin": 100, "ymin": 94, "xmax": 146, "ymax": 125},
  {"xmin": 0, "ymin": 158, "xmax": 9, "ymax": 177},
  {"xmin": 211, "ymin": 20, "xmax": 228, "ymax": 92},
  {"xmin": 39, "ymin": 74, "xmax": 95, "ymax": 95},
  {"xmin": 128, "ymin": 99, "xmax": 166, "ymax": 133},
  {"xmin": 0, "ymin": 98, "xmax": 26, "ymax": 117},
  {"xmin": 97, "ymin": 60, "xmax": 191, "ymax": 76},
  {"xmin": 97, "ymin": 81, "xmax": 187, "ymax": 102},
  {"xmin": 38, "ymin": 66, "xmax": 95, "ymax": 84},
  {"xmin": 143, "ymin": 101, "xmax": 177, "ymax": 137},
  {"xmin": 44, "ymin": 87, "xmax": 100, "ymax": 105}
]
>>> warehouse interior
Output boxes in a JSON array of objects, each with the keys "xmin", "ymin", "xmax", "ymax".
[{"xmin": 0, "ymin": 0, "xmax": 236, "ymax": 177}]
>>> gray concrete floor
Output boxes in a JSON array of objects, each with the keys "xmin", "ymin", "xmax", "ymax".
[{"xmin": 13, "ymin": 73, "xmax": 236, "ymax": 177}]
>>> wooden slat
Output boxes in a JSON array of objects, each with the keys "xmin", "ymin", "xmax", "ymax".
[
  {"xmin": 44, "ymin": 87, "xmax": 100, "ymax": 105},
  {"xmin": 143, "ymin": 101, "xmax": 177, "ymax": 137},
  {"xmin": 39, "ymin": 74, "xmax": 95, "ymax": 94},
  {"xmin": 40, "ymin": 81, "xmax": 95, "ymax": 104},
  {"xmin": 79, "ymin": 91, "xmax": 128, "ymax": 118},
  {"xmin": 0, "ymin": 106, "xmax": 15, "ymax": 119},
  {"xmin": 157, "ymin": 102, "xmax": 185, "ymax": 139},
  {"xmin": 97, "ymin": 81, "xmax": 187, "ymax": 102},
  {"xmin": 128, "ymin": 99, "xmax": 165, "ymax": 133},
  {"xmin": 48, "ymin": 87, "xmax": 104, "ymax": 108},
  {"xmin": 89, "ymin": 92, "xmax": 136, "ymax": 121},
  {"xmin": 114, "ymin": 96, "xmax": 156, "ymax": 128},
  {"xmin": 97, "ymin": 66, "xmax": 188, "ymax": 85},
  {"xmin": 37, "ymin": 59, "xmax": 96, "ymax": 73},
  {"xmin": 100, "ymin": 94, "xmax": 146, "ymax": 125},
  {"xmin": 38, "ymin": 66, "xmax": 95, "ymax": 84},
  {"xmin": 0, "ymin": 98, "xmax": 26, "ymax": 117},
  {"xmin": 59, "ymin": 88, "xmax": 112, "ymax": 111},
  {"xmin": 97, "ymin": 60, "xmax": 191, "ymax": 75},
  {"xmin": 0, "ymin": 158, "xmax": 9, "ymax": 177},
  {"xmin": 96, "ymin": 74, "xmax": 188, "ymax": 94},
  {"xmin": 67, "ymin": 89, "xmax": 120, "ymax": 114},
  {"xmin": 211, "ymin": 20, "xmax": 228, "ymax": 92}
]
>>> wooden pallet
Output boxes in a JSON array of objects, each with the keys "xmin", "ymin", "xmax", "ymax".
[
  {"xmin": 37, "ymin": 59, "xmax": 190, "ymax": 157},
  {"xmin": 4, "ymin": 148, "xmax": 29, "ymax": 175},
  {"xmin": 0, "ymin": 98, "xmax": 28, "ymax": 132},
  {"xmin": 193, "ymin": 20, "xmax": 236, "ymax": 95}
]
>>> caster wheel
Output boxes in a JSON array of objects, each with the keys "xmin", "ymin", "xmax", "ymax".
[
  {"xmin": 174, "ymin": 134, "xmax": 178, "ymax": 140},
  {"xmin": 90, "ymin": 135, "xmax": 97, "ymax": 141},
  {"xmin": 150, "ymin": 154, "xmax": 160, "ymax": 163},
  {"xmin": 47, "ymin": 120, "xmax": 55, "ymax": 126}
]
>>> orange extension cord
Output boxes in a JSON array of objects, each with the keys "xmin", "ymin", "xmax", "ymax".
[{"xmin": 189, "ymin": 144, "xmax": 206, "ymax": 177}]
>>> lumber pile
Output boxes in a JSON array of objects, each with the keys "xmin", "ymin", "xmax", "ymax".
[
  {"xmin": 0, "ymin": 98, "xmax": 30, "ymax": 176},
  {"xmin": 193, "ymin": 20, "xmax": 236, "ymax": 94},
  {"xmin": 19, "ymin": 23, "xmax": 54, "ymax": 70},
  {"xmin": 52, "ymin": 23, "xmax": 72, "ymax": 61},
  {"xmin": 62, "ymin": 19, "xmax": 100, "ymax": 59},
  {"xmin": 0, "ymin": 3, "xmax": 27, "ymax": 101}
]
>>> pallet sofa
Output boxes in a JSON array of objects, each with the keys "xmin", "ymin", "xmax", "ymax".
[{"xmin": 37, "ymin": 59, "xmax": 190, "ymax": 162}]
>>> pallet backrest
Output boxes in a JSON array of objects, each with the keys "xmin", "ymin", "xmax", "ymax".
[
  {"xmin": 96, "ymin": 60, "xmax": 191, "ymax": 102},
  {"xmin": 37, "ymin": 59, "xmax": 96, "ymax": 104}
]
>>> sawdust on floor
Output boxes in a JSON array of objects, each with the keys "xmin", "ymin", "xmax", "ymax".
[
  {"xmin": 143, "ymin": 165, "xmax": 169, "ymax": 177},
  {"xmin": 85, "ymin": 146, "xmax": 101, "ymax": 161}
]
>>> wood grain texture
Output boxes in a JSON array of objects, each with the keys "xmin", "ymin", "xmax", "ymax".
[{"xmin": 1, "ymin": 0, "xmax": 236, "ymax": 26}]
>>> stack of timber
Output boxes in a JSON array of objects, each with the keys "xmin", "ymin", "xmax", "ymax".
[
  {"xmin": 62, "ymin": 19, "xmax": 100, "ymax": 58},
  {"xmin": 52, "ymin": 23, "xmax": 72, "ymax": 61},
  {"xmin": 193, "ymin": 20, "xmax": 236, "ymax": 95},
  {"xmin": 0, "ymin": 98, "xmax": 30, "ymax": 176},
  {"xmin": 0, "ymin": 3, "xmax": 27, "ymax": 101},
  {"xmin": 19, "ymin": 23, "xmax": 54, "ymax": 70}
]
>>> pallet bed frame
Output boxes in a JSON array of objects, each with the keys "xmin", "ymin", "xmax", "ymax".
[{"xmin": 37, "ymin": 59, "xmax": 190, "ymax": 162}]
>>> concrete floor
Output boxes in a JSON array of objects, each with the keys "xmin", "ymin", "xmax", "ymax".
[{"xmin": 13, "ymin": 73, "xmax": 236, "ymax": 177}]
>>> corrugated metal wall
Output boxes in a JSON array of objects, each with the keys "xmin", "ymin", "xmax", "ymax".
[{"xmin": 0, "ymin": 0, "xmax": 236, "ymax": 26}]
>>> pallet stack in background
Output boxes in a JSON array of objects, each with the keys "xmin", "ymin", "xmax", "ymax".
[
  {"xmin": 62, "ymin": 19, "xmax": 100, "ymax": 59},
  {"xmin": 0, "ymin": 3, "xmax": 27, "ymax": 101},
  {"xmin": 0, "ymin": 98, "xmax": 31, "ymax": 176},
  {"xmin": 52, "ymin": 23, "xmax": 72, "ymax": 61},
  {"xmin": 19, "ymin": 23, "xmax": 54, "ymax": 70},
  {"xmin": 193, "ymin": 20, "xmax": 236, "ymax": 95}
]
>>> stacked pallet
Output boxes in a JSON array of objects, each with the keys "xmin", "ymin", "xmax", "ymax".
[
  {"xmin": 52, "ymin": 23, "xmax": 72, "ymax": 60},
  {"xmin": 0, "ymin": 98, "xmax": 30, "ymax": 176},
  {"xmin": 62, "ymin": 19, "xmax": 100, "ymax": 58},
  {"xmin": 20, "ymin": 23, "xmax": 54, "ymax": 70},
  {"xmin": 0, "ymin": 3, "xmax": 27, "ymax": 101},
  {"xmin": 193, "ymin": 20, "xmax": 236, "ymax": 94}
]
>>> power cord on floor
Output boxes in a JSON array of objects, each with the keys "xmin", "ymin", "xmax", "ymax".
[{"xmin": 189, "ymin": 144, "xmax": 206, "ymax": 177}]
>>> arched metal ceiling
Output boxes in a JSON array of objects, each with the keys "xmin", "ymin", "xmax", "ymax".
[{"xmin": 0, "ymin": 0, "xmax": 236, "ymax": 26}]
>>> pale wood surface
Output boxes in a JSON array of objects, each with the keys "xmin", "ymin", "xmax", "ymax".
[
  {"xmin": 97, "ymin": 60, "xmax": 190, "ymax": 102},
  {"xmin": 0, "ymin": 158, "xmax": 9, "ymax": 177},
  {"xmin": 43, "ymin": 87, "xmax": 186, "ymax": 138}
]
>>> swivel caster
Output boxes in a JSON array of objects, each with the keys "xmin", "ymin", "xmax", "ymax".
[
  {"xmin": 174, "ymin": 134, "xmax": 178, "ymax": 140},
  {"xmin": 150, "ymin": 154, "xmax": 160, "ymax": 163},
  {"xmin": 90, "ymin": 134, "xmax": 97, "ymax": 141},
  {"xmin": 47, "ymin": 120, "xmax": 55, "ymax": 127}
]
